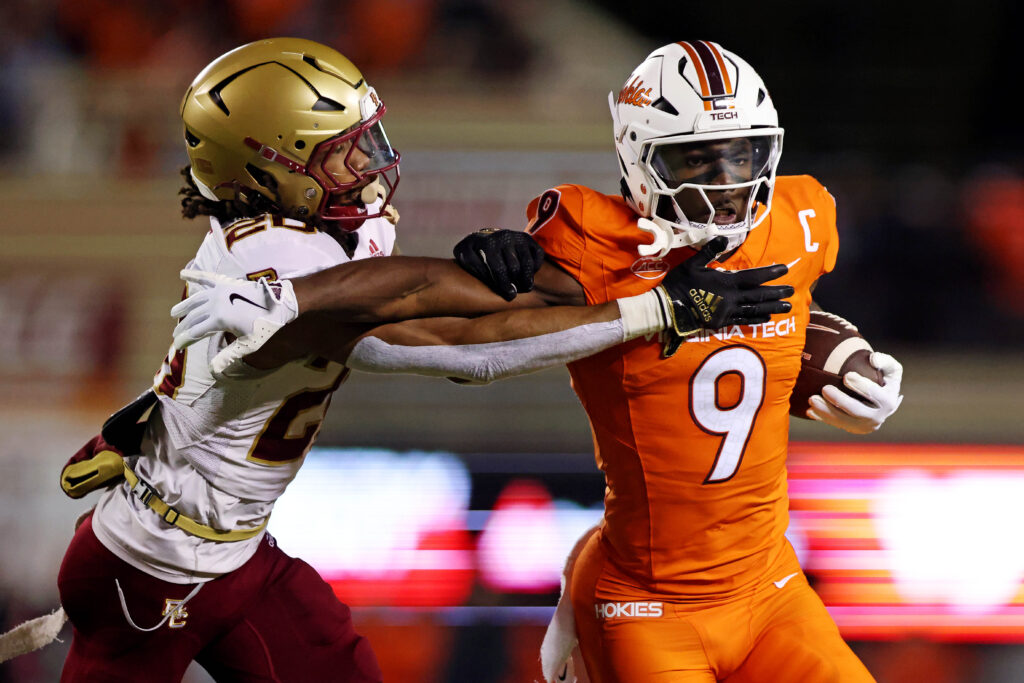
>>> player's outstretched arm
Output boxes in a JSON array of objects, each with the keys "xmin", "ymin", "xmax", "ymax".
[
  {"xmin": 293, "ymin": 255, "xmax": 567, "ymax": 319},
  {"xmin": 168, "ymin": 230, "xmax": 575, "ymax": 362},
  {"xmin": 169, "ymin": 252, "xmax": 572, "ymax": 353},
  {"xmin": 212, "ymin": 294, "xmax": 663, "ymax": 380},
  {"xmin": 337, "ymin": 303, "xmax": 626, "ymax": 383},
  {"xmin": 172, "ymin": 234, "xmax": 796, "ymax": 377}
]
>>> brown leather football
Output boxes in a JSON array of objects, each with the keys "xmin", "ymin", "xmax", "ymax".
[{"xmin": 790, "ymin": 310, "xmax": 884, "ymax": 418}]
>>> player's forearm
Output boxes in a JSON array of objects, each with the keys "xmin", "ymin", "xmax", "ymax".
[
  {"xmin": 344, "ymin": 301, "xmax": 637, "ymax": 383},
  {"xmin": 425, "ymin": 301, "xmax": 622, "ymax": 346},
  {"xmin": 341, "ymin": 291, "xmax": 675, "ymax": 383},
  {"xmin": 291, "ymin": 256, "xmax": 545, "ymax": 322}
]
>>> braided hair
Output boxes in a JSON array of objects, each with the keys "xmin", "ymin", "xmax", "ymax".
[{"xmin": 178, "ymin": 166, "xmax": 357, "ymax": 255}]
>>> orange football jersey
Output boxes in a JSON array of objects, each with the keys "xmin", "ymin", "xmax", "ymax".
[{"xmin": 526, "ymin": 176, "xmax": 838, "ymax": 601}]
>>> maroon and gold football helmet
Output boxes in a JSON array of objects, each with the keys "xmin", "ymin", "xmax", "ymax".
[{"xmin": 181, "ymin": 37, "xmax": 399, "ymax": 229}]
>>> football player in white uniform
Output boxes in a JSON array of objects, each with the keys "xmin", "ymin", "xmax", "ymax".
[
  {"xmin": 53, "ymin": 38, "xmax": 796, "ymax": 682},
  {"xmin": 56, "ymin": 39, "xmax": 405, "ymax": 683}
]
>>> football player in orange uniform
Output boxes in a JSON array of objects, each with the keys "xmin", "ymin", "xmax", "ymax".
[
  {"xmin": 523, "ymin": 41, "xmax": 903, "ymax": 683},
  {"xmin": 169, "ymin": 41, "xmax": 903, "ymax": 683}
]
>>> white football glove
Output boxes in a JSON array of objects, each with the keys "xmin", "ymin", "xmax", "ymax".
[
  {"xmin": 807, "ymin": 351, "xmax": 904, "ymax": 434},
  {"xmin": 169, "ymin": 270, "xmax": 299, "ymax": 365}
]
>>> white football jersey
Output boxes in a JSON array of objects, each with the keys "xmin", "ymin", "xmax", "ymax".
[{"xmin": 92, "ymin": 212, "xmax": 395, "ymax": 583}]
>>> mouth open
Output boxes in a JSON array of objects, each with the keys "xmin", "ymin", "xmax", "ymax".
[{"xmin": 713, "ymin": 205, "xmax": 738, "ymax": 225}]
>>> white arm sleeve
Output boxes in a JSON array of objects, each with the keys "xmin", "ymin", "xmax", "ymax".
[{"xmin": 346, "ymin": 319, "xmax": 626, "ymax": 384}]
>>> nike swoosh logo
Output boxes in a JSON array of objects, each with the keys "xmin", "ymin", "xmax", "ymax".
[
  {"xmin": 229, "ymin": 293, "xmax": 268, "ymax": 311},
  {"xmin": 557, "ymin": 663, "xmax": 569, "ymax": 681},
  {"xmin": 786, "ymin": 257, "xmax": 802, "ymax": 269},
  {"xmin": 805, "ymin": 323, "xmax": 841, "ymax": 335},
  {"xmin": 774, "ymin": 572, "xmax": 799, "ymax": 589}
]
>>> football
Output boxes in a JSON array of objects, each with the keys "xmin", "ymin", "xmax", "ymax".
[{"xmin": 790, "ymin": 310, "xmax": 884, "ymax": 418}]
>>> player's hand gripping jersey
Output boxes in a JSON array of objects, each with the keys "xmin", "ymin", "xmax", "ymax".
[
  {"xmin": 91, "ymin": 212, "xmax": 395, "ymax": 583},
  {"xmin": 527, "ymin": 177, "xmax": 837, "ymax": 600}
]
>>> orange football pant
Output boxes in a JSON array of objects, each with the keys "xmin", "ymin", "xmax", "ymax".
[{"xmin": 571, "ymin": 532, "xmax": 875, "ymax": 683}]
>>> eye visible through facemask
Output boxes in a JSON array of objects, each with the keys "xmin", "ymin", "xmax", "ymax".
[
  {"xmin": 309, "ymin": 115, "xmax": 399, "ymax": 188},
  {"xmin": 650, "ymin": 136, "xmax": 773, "ymax": 189}
]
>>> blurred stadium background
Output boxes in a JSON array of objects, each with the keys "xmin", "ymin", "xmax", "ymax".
[{"xmin": 1, "ymin": 0, "xmax": 1022, "ymax": 681}]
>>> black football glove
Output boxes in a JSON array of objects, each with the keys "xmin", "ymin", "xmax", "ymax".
[
  {"xmin": 453, "ymin": 229, "xmax": 545, "ymax": 301},
  {"xmin": 657, "ymin": 236, "xmax": 794, "ymax": 355}
]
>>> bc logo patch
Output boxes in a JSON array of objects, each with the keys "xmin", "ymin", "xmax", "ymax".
[{"xmin": 163, "ymin": 599, "xmax": 190, "ymax": 628}]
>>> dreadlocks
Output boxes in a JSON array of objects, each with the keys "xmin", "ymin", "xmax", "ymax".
[{"xmin": 178, "ymin": 166, "xmax": 357, "ymax": 256}]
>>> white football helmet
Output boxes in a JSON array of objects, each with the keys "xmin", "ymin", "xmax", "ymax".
[{"xmin": 610, "ymin": 41, "xmax": 784, "ymax": 255}]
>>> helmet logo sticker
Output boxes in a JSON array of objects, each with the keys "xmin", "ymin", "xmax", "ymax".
[
  {"xmin": 630, "ymin": 256, "xmax": 669, "ymax": 280},
  {"xmin": 617, "ymin": 77, "xmax": 653, "ymax": 107},
  {"xmin": 360, "ymin": 87, "xmax": 382, "ymax": 120},
  {"xmin": 640, "ymin": 183, "xmax": 647, "ymax": 195}
]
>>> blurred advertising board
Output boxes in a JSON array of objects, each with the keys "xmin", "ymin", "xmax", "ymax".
[{"xmin": 272, "ymin": 444, "xmax": 1024, "ymax": 641}]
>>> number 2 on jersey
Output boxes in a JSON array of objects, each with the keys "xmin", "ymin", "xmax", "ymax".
[
  {"xmin": 690, "ymin": 346, "xmax": 766, "ymax": 484},
  {"xmin": 248, "ymin": 369, "xmax": 346, "ymax": 465}
]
